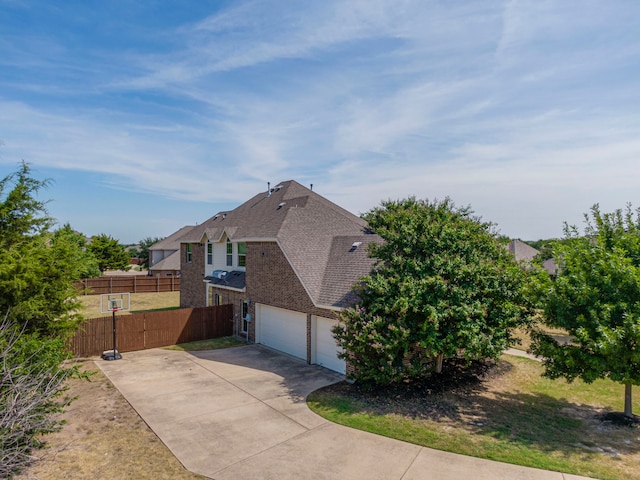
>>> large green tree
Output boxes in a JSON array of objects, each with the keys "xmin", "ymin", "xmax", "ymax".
[
  {"xmin": 54, "ymin": 224, "xmax": 101, "ymax": 279},
  {"xmin": 333, "ymin": 197, "xmax": 532, "ymax": 385},
  {"xmin": 0, "ymin": 163, "xmax": 86, "ymax": 335},
  {"xmin": 530, "ymin": 205, "xmax": 640, "ymax": 418},
  {"xmin": 89, "ymin": 234, "xmax": 130, "ymax": 272},
  {"xmin": 0, "ymin": 163, "xmax": 87, "ymax": 476}
]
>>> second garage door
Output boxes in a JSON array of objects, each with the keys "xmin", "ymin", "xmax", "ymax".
[
  {"xmin": 257, "ymin": 304, "xmax": 307, "ymax": 361},
  {"xmin": 313, "ymin": 316, "xmax": 346, "ymax": 374}
]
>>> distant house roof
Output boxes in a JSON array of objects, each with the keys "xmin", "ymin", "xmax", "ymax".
[
  {"xmin": 150, "ymin": 250, "xmax": 181, "ymax": 272},
  {"xmin": 507, "ymin": 239, "xmax": 540, "ymax": 263},
  {"xmin": 150, "ymin": 225, "xmax": 196, "ymax": 252},
  {"xmin": 543, "ymin": 257, "xmax": 558, "ymax": 275},
  {"xmin": 183, "ymin": 180, "xmax": 380, "ymax": 309}
]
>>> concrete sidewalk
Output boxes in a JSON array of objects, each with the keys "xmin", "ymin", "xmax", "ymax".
[{"xmin": 96, "ymin": 346, "xmax": 593, "ymax": 480}]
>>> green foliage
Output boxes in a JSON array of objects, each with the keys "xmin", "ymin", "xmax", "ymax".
[
  {"xmin": 526, "ymin": 238, "xmax": 570, "ymax": 261},
  {"xmin": 530, "ymin": 204, "xmax": 640, "ymax": 416},
  {"xmin": 0, "ymin": 162, "xmax": 52, "ymax": 247},
  {"xmin": 333, "ymin": 197, "xmax": 533, "ymax": 385},
  {"xmin": 89, "ymin": 233, "xmax": 131, "ymax": 272},
  {"xmin": 137, "ymin": 236, "xmax": 163, "ymax": 268},
  {"xmin": 54, "ymin": 224, "xmax": 101, "ymax": 279},
  {"xmin": 0, "ymin": 165, "xmax": 86, "ymax": 335},
  {"xmin": 0, "ymin": 318, "xmax": 77, "ymax": 478}
]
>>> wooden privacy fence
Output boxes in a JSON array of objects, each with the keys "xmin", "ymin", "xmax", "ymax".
[
  {"xmin": 70, "ymin": 304, "xmax": 233, "ymax": 357},
  {"xmin": 77, "ymin": 275, "xmax": 180, "ymax": 294}
]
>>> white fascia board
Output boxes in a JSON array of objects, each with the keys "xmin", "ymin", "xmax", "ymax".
[
  {"xmin": 197, "ymin": 231, "xmax": 208, "ymax": 243},
  {"xmin": 316, "ymin": 304, "xmax": 344, "ymax": 312},
  {"xmin": 202, "ymin": 279, "xmax": 246, "ymax": 293}
]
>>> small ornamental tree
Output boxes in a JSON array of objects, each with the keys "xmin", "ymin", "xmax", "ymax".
[
  {"xmin": 333, "ymin": 197, "xmax": 532, "ymax": 385},
  {"xmin": 89, "ymin": 234, "xmax": 131, "ymax": 272},
  {"xmin": 530, "ymin": 204, "xmax": 640, "ymax": 419}
]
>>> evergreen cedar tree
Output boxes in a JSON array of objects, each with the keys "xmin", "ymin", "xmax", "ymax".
[
  {"xmin": 333, "ymin": 197, "xmax": 533, "ymax": 385},
  {"xmin": 0, "ymin": 163, "xmax": 88, "ymax": 335},
  {"xmin": 89, "ymin": 233, "xmax": 131, "ymax": 272},
  {"xmin": 530, "ymin": 204, "xmax": 640, "ymax": 418},
  {"xmin": 0, "ymin": 163, "xmax": 87, "ymax": 477}
]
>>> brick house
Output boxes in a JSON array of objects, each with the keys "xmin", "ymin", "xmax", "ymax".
[
  {"xmin": 148, "ymin": 225, "xmax": 195, "ymax": 277},
  {"xmin": 179, "ymin": 180, "xmax": 380, "ymax": 374}
]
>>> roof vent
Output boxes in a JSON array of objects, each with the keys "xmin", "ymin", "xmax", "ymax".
[
  {"xmin": 267, "ymin": 182, "xmax": 271, "ymax": 197},
  {"xmin": 222, "ymin": 213, "xmax": 227, "ymax": 219},
  {"xmin": 277, "ymin": 202, "xmax": 286, "ymax": 210},
  {"xmin": 273, "ymin": 184, "xmax": 283, "ymax": 192},
  {"xmin": 350, "ymin": 241, "xmax": 362, "ymax": 252}
]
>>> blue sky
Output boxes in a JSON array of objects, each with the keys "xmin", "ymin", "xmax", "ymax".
[{"xmin": 1, "ymin": 1, "xmax": 639, "ymax": 244}]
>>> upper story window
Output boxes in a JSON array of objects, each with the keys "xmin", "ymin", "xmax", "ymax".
[
  {"xmin": 207, "ymin": 242, "xmax": 213, "ymax": 265},
  {"xmin": 238, "ymin": 242, "xmax": 246, "ymax": 267},
  {"xmin": 185, "ymin": 243, "xmax": 192, "ymax": 263},
  {"xmin": 226, "ymin": 239, "xmax": 233, "ymax": 266}
]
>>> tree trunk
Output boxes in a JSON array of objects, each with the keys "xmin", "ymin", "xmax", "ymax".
[
  {"xmin": 624, "ymin": 382, "xmax": 633, "ymax": 418},
  {"xmin": 435, "ymin": 353, "xmax": 444, "ymax": 373}
]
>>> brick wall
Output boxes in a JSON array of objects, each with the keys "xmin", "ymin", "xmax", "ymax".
[
  {"xmin": 246, "ymin": 241, "xmax": 337, "ymax": 362},
  {"xmin": 181, "ymin": 240, "xmax": 339, "ymax": 365},
  {"xmin": 207, "ymin": 286, "xmax": 248, "ymax": 339},
  {"xmin": 180, "ymin": 242, "xmax": 206, "ymax": 308}
]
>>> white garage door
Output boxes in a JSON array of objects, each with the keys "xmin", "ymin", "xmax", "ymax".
[
  {"xmin": 314, "ymin": 316, "xmax": 346, "ymax": 374},
  {"xmin": 257, "ymin": 305, "xmax": 307, "ymax": 361}
]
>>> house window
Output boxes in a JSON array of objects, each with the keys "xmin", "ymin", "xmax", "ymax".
[
  {"xmin": 238, "ymin": 242, "xmax": 246, "ymax": 267},
  {"xmin": 186, "ymin": 243, "xmax": 192, "ymax": 263},
  {"xmin": 207, "ymin": 242, "xmax": 213, "ymax": 265},
  {"xmin": 242, "ymin": 300, "xmax": 249, "ymax": 333},
  {"xmin": 209, "ymin": 290, "xmax": 222, "ymax": 306},
  {"xmin": 226, "ymin": 239, "xmax": 233, "ymax": 266}
]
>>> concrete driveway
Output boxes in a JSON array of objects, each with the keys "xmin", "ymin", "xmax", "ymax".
[{"xmin": 97, "ymin": 345, "xmax": 591, "ymax": 480}]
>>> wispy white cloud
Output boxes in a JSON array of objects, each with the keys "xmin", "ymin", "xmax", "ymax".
[{"xmin": 1, "ymin": 0, "xmax": 640, "ymax": 242}]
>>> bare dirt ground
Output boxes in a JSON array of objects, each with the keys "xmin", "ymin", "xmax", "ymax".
[{"xmin": 15, "ymin": 360, "xmax": 204, "ymax": 480}]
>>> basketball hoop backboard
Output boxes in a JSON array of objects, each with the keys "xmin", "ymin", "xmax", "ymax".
[{"xmin": 100, "ymin": 293, "xmax": 131, "ymax": 314}]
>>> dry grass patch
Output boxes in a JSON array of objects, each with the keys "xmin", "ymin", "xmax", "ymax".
[
  {"xmin": 15, "ymin": 361, "xmax": 204, "ymax": 480},
  {"xmin": 78, "ymin": 291, "xmax": 180, "ymax": 318}
]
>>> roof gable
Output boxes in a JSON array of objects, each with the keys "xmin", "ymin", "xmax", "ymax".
[
  {"xmin": 150, "ymin": 225, "xmax": 196, "ymax": 251},
  {"xmin": 187, "ymin": 180, "xmax": 379, "ymax": 308}
]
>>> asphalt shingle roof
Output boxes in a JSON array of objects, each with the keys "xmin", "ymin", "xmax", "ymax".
[
  {"xmin": 149, "ymin": 250, "xmax": 181, "ymax": 272},
  {"xmin": 205, "ymin": 270, "xmax": 246, "ymax": 290},
  {"xmin": 184, "ymin": 180, "xmax": 380, "ymax": 309},
  {"xmin": 150, "ymin": 225, "xmax": 196, "ymax": 251}
]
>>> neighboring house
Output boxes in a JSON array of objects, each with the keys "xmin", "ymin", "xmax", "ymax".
[
  {"xmin": 507, "ymin": 239, "xmax": 540, "ymax": 263},
  {"xmin": 543, "ymin": 257, "xmax": 558, "ymax": 275},
  {"xmin": 507, "ymin": 239, "xmax": 557, "ymax": 275},
  {"xmin": 180, "ymin": 180, "xmax": 381, "ymax": 374},
  {"xmin": 149, "ymin": 225, "xmax": 196, "ymax": 276}
]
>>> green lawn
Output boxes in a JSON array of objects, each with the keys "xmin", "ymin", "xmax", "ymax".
[
  {"xmin": 164, "ymin": 337, "xmax": 245, "ymax": 351},
  {"xmin": 307, "ymin": 354, "xmax": 640, "ymax": 480}
]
